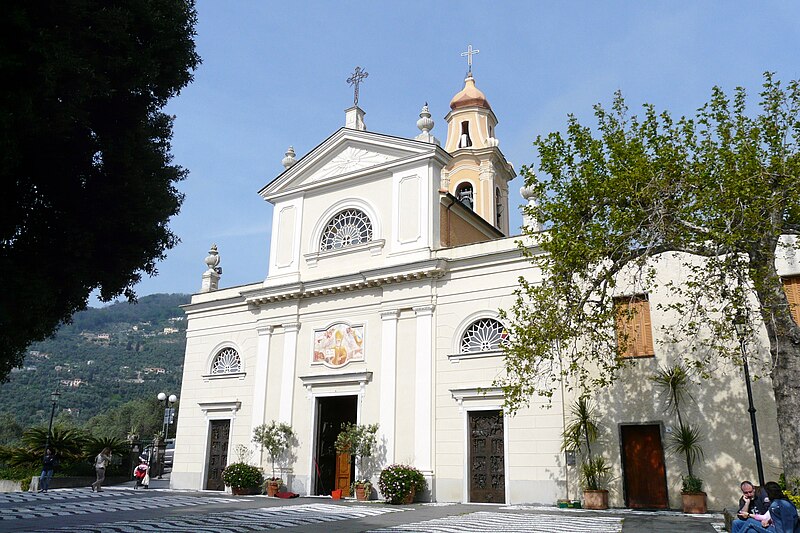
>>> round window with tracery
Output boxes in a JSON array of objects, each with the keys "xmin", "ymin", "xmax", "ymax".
[
  {"xmin": 320, "ymin": 209, "xmax": 373, "ymax": 251},
  {"xmin": 460, "ymin": 319, "xmax": 509, "ymax": 353},
  {"xmin": 210, "ymin": 347, "xmax": 241, "ymax": 374}
]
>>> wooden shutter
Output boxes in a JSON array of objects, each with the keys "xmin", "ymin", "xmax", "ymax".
[
  {"xmin": 783, "ymin": 275, "xmax": 800, "ymax": 325},
  {"xmin": 615, "ymin": 295, "xmax": 654, "ymax": 358}
]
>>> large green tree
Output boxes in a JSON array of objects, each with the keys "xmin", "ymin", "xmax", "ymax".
[
  {"xmin": 0, "ymin": 1, "xmax": 200, "ymax": 381},
  {"xmin": 499, "ymin": 73, "xmax": 800, "ymax": 481}
]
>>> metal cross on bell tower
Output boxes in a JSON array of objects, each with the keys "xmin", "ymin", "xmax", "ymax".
[
  {"xmin": 461, "ymin": 44, "xmax": 480, "ymax": 74},
  {"xmin": 347, "ymin": 66, "xmax": 369, "ymax": 106}
]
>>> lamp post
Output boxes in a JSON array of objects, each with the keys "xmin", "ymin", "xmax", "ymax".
[
  {"xmin": 156, "ymin": 392, "xmax": 177, "ymax": 479},
  {"xmin": 733, "ymin": 312, "xmax": 765, "ymax": 487},
  {"xmin": 44, "ymin": 388, "xmax": 61, "ymax": 455}
]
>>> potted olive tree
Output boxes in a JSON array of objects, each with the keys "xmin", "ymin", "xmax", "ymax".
[
  {"xmin": 651, "ymin": 364, "xmax": 706, "ymax": 513},
  {"xmin": 562, "ymin": 397, "xmax": 611, "ymax": 509},
  {"xmin": 252, "ymin": 421, "xmax": 297, "ymax": 497},
  {"xmin": 335, "ymin": 422, "xmax": 379, "ymax": 501}
]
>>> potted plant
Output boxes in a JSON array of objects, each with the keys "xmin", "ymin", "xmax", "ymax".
[
  {"xmin": 562, "ymin": 396, "xmax": 611, "ymax": 509},
  {"xmin": 222, "ymin": 462, "xmax": 264, "ymax": 495},
  {"xmin": 378, "ymin": 464, "xmax": 427, "ymax": 504},
  {"xmin": 651, "ymin": 364, "xmax": 706, "ymax": 513},
  {"xmin": 252, "ymin": 421, "xmax": 296, "ymax": 497},
  {"xmin": 335, "ymin": 422, "xmax": 378, "ymax": 501}
]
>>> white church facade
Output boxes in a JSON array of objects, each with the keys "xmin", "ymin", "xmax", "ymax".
[{"xmin": 172, "ymin": 67, "xmax": 792, "ymax": 509}]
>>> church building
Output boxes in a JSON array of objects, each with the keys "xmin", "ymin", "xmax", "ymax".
[{"xmin": 172, "ymin": 60, "xmax": 790, "ymax": 509}]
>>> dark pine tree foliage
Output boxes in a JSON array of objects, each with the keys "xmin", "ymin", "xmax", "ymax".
[{"xmin": 0, "ymin": 1, "xmax": 200, "ymax": 381}]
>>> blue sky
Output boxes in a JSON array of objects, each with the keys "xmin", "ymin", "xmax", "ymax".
[{"xmin": 124, "ymin": 1, "xmax": 800, "ymax": 300}]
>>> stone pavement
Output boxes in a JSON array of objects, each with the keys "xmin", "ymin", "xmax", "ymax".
[{"xmin": 0, "ymin": 479, "xmax": 726, "ymax": 533}]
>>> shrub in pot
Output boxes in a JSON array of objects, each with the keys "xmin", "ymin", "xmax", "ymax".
[
  {"xmin": 378, "ymin": 464, "xmax": 426, "ymax": 504},
  {"xmin": 222, "ymin": 462, "xmax": 264, "ymax": 495}
]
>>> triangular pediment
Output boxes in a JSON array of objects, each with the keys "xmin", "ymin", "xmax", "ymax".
[{"xmin": 260, "ymin": 128, "xmax": 448, "ymax": 200}]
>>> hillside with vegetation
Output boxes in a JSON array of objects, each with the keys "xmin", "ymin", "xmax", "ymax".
[{"xmin": 0, "ymin": 294, "xmax": 190, "ymax": 435}]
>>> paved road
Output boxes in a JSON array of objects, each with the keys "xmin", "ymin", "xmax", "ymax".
[{"xmin": 0, "ymin": 486, "xmax": 726, "ymax": 533}]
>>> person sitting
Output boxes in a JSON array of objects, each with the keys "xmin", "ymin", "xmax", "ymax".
[
  {"xmin": 733, "ymin": 480, "xmax": 772, "ymax": 533},
  {"xmin": 742, "ymin": 481, "xmax": 799, "ymax": 533}
]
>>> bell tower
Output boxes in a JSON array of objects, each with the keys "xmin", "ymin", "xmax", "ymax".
[{"xmin": 442, "ymin": 55, "xmax": 514, "ymax": 235}]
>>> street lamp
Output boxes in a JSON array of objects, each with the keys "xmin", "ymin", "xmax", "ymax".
[
  {"xmin": 157, "ymin": 392, "xmax": 178, "ymax": 440},
  {"xmin": 733, "ymin": 311, "xmax": 765, "ymax": 487},
  {"xmin": 156, "ymin": 392, "xmax": 177, "ymax": 479},
  {"xmin": 44, "ymin": 388, "xmax": 61, "ymax": 455}
]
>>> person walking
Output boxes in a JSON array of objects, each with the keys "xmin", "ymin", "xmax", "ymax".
[
  {"xmin": 38, "ymin": 449, "xmax": 56, "ymax": 493},
  {"xmin": 90, "ymin": 447, "xmax": 111, "ymax": 492},
  {"xmin": 133, "ymin": 458, "xmax": 149, "ymax": 489}
]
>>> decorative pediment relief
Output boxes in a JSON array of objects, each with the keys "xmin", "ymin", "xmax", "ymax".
[{"xmin": 303, "ymin": 146, "xmax": 396, "ymax": 184}]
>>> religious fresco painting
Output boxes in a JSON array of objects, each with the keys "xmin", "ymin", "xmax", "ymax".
[{"xmin": 313, "ymin": 323, "xmax": 365, "ymax": 368}]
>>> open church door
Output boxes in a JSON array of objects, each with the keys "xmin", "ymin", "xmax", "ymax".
[{"xmin": 314, "ymin": 395, "xmax": 357, "ymax": 495}]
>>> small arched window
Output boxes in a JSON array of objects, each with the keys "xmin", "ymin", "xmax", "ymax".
[
  {"xmin": 320, "ymin": 209, "xmax": 373, "ymax": 251},
  {"xmin": 210, "ymin": 347, "xmax": 241, "ymax": 374},
  {"xmin": 460, "ymin": 318, "xmax": 509, "ymax": 353}
]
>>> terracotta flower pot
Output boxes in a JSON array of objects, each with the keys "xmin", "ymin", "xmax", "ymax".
[
  {"xmin": 583, "ymin": 489, "xmax": 609, "ymax": 510},
  {"xmin": 682, "ymin": 492, "xmax": 707, "ymax": 514},
  {"xmin": 355, "ymin": 484, "xmax": 368, "ymax": 501},
  {"xmin": 266, "ymin": 480, "xmax": 280, "ymax": 497},
  {"xmin": 401, "ymin": 488, "xmax": 415, "ymax": 504}
]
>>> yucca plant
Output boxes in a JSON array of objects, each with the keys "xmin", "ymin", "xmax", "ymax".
[
  {"xmin": 562, "ymin": 397, "xmax": 608, "ymax": 490},
  {"xmin": 651, "ymin": 363, "xmax": 705, "ymax": 494}
]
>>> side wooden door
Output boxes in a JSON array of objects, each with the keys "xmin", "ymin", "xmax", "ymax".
[
  {"xmin": 469, "ymin": 410, "xmax": 505, "ymax": 503},
  {"xmin": 334, "ymin": 452, "xmax": 351, "ymax": 496},
  {"xmin": 621, "ymin": 424, "xmax": 669, "ymax": 509},
  {"xmin": 205, "ymin": 419, "xmax": 230, "ymax": 491}
]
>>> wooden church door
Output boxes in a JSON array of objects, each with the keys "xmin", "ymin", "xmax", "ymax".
[
  {"xmin": 621, "ymin": 424, "xmax": 669, "ymax": 509},
  {"xmin": 469, "ymin": 410, "xmax": 505, "ymax": 503},
  {"xmin": 205, "ymin": 419, "xmax": 230, "ymax": 491}
]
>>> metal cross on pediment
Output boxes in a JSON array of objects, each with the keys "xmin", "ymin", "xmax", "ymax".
[
  {"xmin": 347, "ymin": 66, "xmax": 369, "ymax": 106},
  {"xmin": 461, "ymin": 44, "xmax": 480, "ymax": 74}
]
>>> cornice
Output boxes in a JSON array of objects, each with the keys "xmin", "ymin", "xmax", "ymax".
[{"xmin": 241, "ymin": 259, "xmax": 447, "ymax": 307}]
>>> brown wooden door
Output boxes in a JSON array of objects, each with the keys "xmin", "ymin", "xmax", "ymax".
[
  {"xmin": 205, "ymin": 419, "xmax": 230, "ymax": 491},
  {"xmin": 469, "ymin": 410, "xmax": 505, "ymax": 503},
  {"xmin": 621, "ymin": 424, "xmax": 669, "ymax": 509},
  {"xmin": 335, "ymin": 452, "xmax": 351, "ymax": 496}
]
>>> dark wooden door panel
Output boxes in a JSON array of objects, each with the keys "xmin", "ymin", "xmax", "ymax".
[
  {"xmin": 205, "ymin": 419, "xmax": 230, "ymax": 491},
  {"xmin": 469, "ymin": 410, "xmax": 505, "ymax": 503},
  {"xmin": 621, "ymin": 424, "xmax": 669, "ymax": 509}
]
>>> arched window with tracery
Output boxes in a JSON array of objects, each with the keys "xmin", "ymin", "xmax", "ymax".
[
  {"xmin": 460, "ymin": 318, "xmax": 509, "ymax": 353},
  {"xmin": 210, "ymin": 347, "xmax": 241, "ymax": 374},
  {"xmin": 320, "ymin": 208, "xmax": 373, "ymax": 251}
]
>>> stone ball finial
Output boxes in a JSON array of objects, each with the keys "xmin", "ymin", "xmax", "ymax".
[
  {"xmin": 417, "ymin": 102, "xmax": 434, "ymax": 133},
  {"xmin": 204, "ymin": 244, "xmax": 220, "ymax": 272},
  {"xmin": 281, "ymin": 146, "xmax": 297, "ymax": 169}
]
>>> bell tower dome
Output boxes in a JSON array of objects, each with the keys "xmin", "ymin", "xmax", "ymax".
[{"xmin": 442, "ymin": 70, "xmax": 514, "ymax": 235}]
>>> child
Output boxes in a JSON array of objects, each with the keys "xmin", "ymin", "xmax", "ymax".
[{"xmin": 133, "ymin": 459, "xmax": 149, "ymax": 489}]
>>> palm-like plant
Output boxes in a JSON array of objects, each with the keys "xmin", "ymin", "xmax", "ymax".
[
  {"xmin": 667, "ymin": 422, "xmax": 704, "ymax": 482},
  {"xmin": 651, "ymin": 363, "xmax": 705, "ymax": 492},
  {"xmin": 17, "ymin": 426, "xmax": 89, "ymax": 464},
  {"xmin": 562, "ymin": 397, "xmax": 608, "ymax": 490}
]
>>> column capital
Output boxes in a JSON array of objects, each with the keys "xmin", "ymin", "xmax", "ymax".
[
  {"xmin": 257, "ymin": 325, "xmax": 274, "ymax": 336},
  {"xmin": 282, "ymin": 322, "xmax": 300, "ymax": 333},
  {"xmin": 380, "ymin": 309, "xmax": 400, "ymax": 321},
  {"xmin": 412, "ymin": 304, "xmax": 435, "ymax": 316}
]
